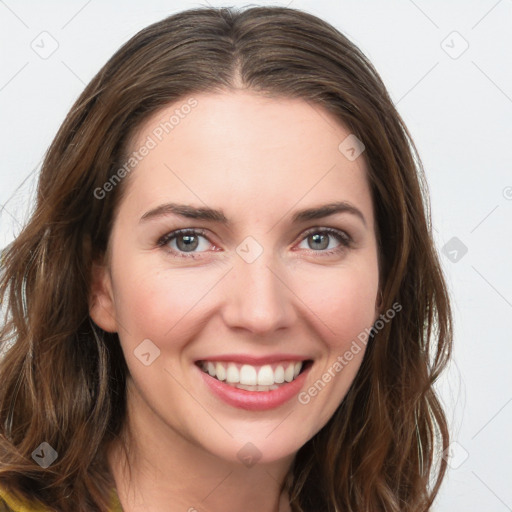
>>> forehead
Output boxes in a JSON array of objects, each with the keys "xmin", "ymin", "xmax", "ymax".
[{"xmin": 121, "ymin": 90, "xmax": 373, "ymax": 227}]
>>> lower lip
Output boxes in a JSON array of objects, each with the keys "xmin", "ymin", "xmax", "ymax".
[{"xmin": 196, "ymin": 363, "xmax": 312, "ymax": 411}]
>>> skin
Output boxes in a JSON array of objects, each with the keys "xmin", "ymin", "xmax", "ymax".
[{"xmin": 89, "ymin": 90, "xmax": 381, "ymax": 512}]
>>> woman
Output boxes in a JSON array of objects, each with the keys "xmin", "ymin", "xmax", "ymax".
[{"xmin": 0, "ymin": 5, "xmax": 452, "ymax": 511}]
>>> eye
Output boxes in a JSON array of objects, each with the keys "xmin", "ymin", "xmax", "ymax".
[
  {"xmin": 157, "ymin": 227, "xmax": 352, "ymax": 259},
  {"xmin": 296, "ymin": 227, "xmax": 352, "ymax": 256},
  {"xmin": 157, "ymin": 228, "xmax": 214, "ymax": 258}
]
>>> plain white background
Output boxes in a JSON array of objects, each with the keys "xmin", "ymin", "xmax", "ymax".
[{"xmin": 1, "ymin": 1, "xmax": 511, "ymax": 510}]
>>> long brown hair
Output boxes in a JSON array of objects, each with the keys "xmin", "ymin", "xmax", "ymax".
[{"xmin": 0, "ymin": 6, "xmax": 452, "ymax": 511}]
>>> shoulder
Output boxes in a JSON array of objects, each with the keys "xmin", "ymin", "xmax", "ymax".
[
  {"xmin": 0, "ymin": 486, "xmax": 48, "ymax": 511},
  {"xmin": 0, "ymin": 486, "xmax": 123, "ymax": 512}
]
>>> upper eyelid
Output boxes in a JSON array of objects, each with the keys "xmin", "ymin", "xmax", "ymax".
[{"xmin": 297, "ymin": 226, "xmax": 351, "ymax": 244}]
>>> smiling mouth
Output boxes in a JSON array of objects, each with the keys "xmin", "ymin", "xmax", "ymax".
[{"xmin": 195, "ymin": 359, "xmax": 313, "ymax": 392}]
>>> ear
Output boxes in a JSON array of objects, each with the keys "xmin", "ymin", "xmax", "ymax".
[{"xmin": 89, "ymin": 260, "xmax": 117, "ymax": 333}]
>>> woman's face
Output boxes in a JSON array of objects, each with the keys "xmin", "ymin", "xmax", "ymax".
[{"xmin": 90, "ymin": 90, "xmax": 380, "ymax": 465}]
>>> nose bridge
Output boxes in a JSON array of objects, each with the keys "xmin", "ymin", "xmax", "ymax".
[{"xmin": 221, "ymin": 240, "xmax": 295, "ymax": 333}]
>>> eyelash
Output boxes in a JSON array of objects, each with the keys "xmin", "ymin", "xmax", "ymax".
[{"xmin": 156, "ymin": 227, "xmax": 353, "ymax": 259}]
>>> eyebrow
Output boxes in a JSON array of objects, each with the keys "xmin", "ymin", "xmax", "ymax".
[{"xmin": 139, "ymin": 200, "xmax": 367, "ymax": 227}]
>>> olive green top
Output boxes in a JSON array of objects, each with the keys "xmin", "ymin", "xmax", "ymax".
[{"xmin": 0, "ymin": 487, "xmax": 123, "ymax": 512}]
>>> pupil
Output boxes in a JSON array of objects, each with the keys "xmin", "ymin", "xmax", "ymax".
[
  {"xmin": 310, "ymin": 233, "xmax": 328, "ymax": 250},
  {"xmin": 175, "ymin": 233, "xmax": 329, "ymax": 252},
  {"xmin": 177, "ymin": 234, "xmax": 198, "ymax": 252}
]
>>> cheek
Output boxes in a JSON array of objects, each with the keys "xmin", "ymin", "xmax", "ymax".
[
  {"xmin": 295, "ymin": 259, "xmax": 379, "ymax": 348},
  {"xmin": 112, "ymin": 257, "xmax": 216, "ymax": 343},
  {"xmin": 112, "ymin": 246, "xmax": 378, "ymax": 353},
  {"xmin": 293, "ymin": 261, "xmax": 378, "ymax": 429}
]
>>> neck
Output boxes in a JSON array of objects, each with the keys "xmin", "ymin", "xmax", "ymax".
[{"xmin": 107, "ymin": 378, "xmax": 294, "ymax": 512}]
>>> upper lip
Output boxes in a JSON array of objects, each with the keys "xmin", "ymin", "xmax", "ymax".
[{"xmin": 195, "ymin": 354, "xmax": 312, "ymax": 365}]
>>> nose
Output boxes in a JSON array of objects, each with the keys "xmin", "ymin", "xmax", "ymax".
[{"xmin": 220, "ymin": 249, "xmax": 296, "ymax": 335}]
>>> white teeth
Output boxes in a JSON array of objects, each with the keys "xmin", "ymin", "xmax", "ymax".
[
  {"xmin": 257, "ymin": 365, "xmax": 274, "ymax": 386},
  {"xmin": 234, "ymin": 383, "xmax": 280, "ymax": 392},
  {"xmin": 274, "ymin": 365, "xmax": 285, "ymax": 383},
  {"xmin": 284, "ymin": 363, "xmax": 295, "ymax": 383},
  {"xmin": 215, "ymin": 362, "xmax": 226, "ymax": 381},
  {"xmin": 226, "ymin": 363, "xmax": 239, "ymax": 383},
  {"xmin": 200, "ymin": 360, "xmax": 306, "ymax": 386},
  {"xmin": 239, "ymin": 365, "xmax": 257, "ymax": 385}
]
